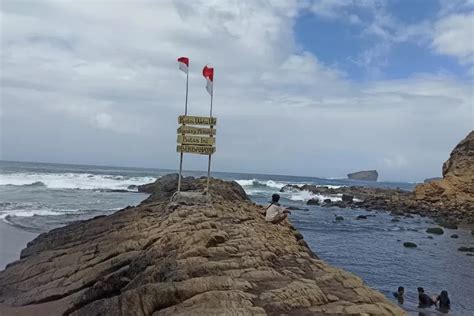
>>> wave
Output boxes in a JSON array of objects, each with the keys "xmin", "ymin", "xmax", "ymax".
[
  {"xmin": 0, "ymin": 172, "xmax": 157, "ymax": 191},
  {"xmin": 235, "ymin": 179, "xmax": 287, "ymax": 189},
  {"xmin": 285, "ymin": 190, "xmax": 342, "ymax": 203}
]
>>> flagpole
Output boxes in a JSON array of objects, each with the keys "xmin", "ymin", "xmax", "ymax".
[
  {"xmin": 206, "ymin": 75, "xmax": 213, "ymax": 193},
  {"xmin": 178, "ymin": 69, "xmax": 189, "ymax": 192}
]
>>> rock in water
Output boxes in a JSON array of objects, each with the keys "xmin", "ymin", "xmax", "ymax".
[
  {"xmin": 356, "ymin": 215, "xmax": 367, "ymax": 220},
  {"xmin": 347, "ymin": 170, "xmax": 378, "ymax": 181},
  {"xmin": 307, "ymin": 198, "xmax": 320, "ymax": 205},
  {"xmin": 426, "ymin": 227, "xmax": 444, "ymax": 235},
  {"xmin": 450, "ymin": 234, "xmax": 459, "ymax": 239},
  {"xmin": 458, "ymin": 246, "xmax": 474, "ymax": 252},
  {"xmin": 403, "ymin": 242, "xmax": 417, "ymax": 248},
  {"xmin": 342, "ymin": 194, "xmax": 354, "ymax": 203},
  {"xmin": 0, "ymin": 176, "xmax": 403, "ymax": 316}
]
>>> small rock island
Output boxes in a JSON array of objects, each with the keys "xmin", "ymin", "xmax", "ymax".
[{"xmin": 347, "ymin": 170, "xmax": 379, "ymax": 181}]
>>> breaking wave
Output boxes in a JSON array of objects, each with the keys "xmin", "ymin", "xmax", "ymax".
[
  {"xmin": 235, "ymin": 179, "xmax": 343, "ymax": 202},
  {"xmin": 235, "ymin": 179, "xmax": 287, "ymax": 189},
  {"xmin": 0, "ymin": 172, "xmax": 157, "ymax": 191}
]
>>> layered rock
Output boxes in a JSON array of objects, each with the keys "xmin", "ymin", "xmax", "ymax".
[
  {"xmin": 0, "ymin": 176, "xmax": 403, "ymax": 315},
  {"xmin": 415, "ymin": 131, "xmax": 474, "ymax": 205},
  {"xmin": 347, "ymin": 170, "xmax": 378, "ymax": 181}
]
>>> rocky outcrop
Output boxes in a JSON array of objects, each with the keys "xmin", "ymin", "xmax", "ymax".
[
  {"xmin": 282, "ymin": 131, "xmax": 474, "ymax": 225},
  {"xmin": 347, "ymin": 170, "xmax": 378, "ymax": 181},
  {"xmin": 415, "ymin": 131, "xmax": 474, "ymax": 206},
  {"xmin": 0, "ymin": 176, "xmax": 403, "ymax": 316}
]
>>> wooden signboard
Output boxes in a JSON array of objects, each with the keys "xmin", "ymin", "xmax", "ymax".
[
  {"xmin": 178, "ymin": 115, "xmax": 217, "ymax": 125},
  {"xmin": 177, "ymin": 125, "xmax": 216, "ymax": 135},
  {"xmin": 177, "ymin": 135, "xmax": 215, "ymax": 146},
  {"xmin": 177, "ymin": 145, "xmax": 216, "ymax": 155}
]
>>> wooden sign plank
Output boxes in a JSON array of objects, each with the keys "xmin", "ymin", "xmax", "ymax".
[
  {"xmin": 177, "ymin": 125, "xmax": 216, "ymax": 135},
  {"xmin": 177, "ymin": 135, "xmax": 215, "ymax": 146},
  {"xmin": 177, "ymin": 145, "xmax": 216, "ymax": 155},
  {"xmin": 178, "ymin": 115, "xmax": 217, "ymax": 126}
]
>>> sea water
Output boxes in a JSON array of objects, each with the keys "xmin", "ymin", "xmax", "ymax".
[{"xmin": 0, "ymin": 160, "xmax": 472, "ymax": 314}]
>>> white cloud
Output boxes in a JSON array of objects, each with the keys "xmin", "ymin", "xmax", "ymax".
[
  {"xmin": 432, "ymin": 13, "xmax": 474, "ymax": 71},
  {"xmin": 0, "ymin": 0, "xmax": 472, "ymax": 181}
]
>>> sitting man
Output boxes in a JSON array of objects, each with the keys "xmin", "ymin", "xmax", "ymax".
[{"xmin": 265, "ymin": 194, "xmax": 291, "ymax": 224}]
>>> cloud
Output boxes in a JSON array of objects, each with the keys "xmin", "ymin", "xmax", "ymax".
[
  {"xmin": 0, "ymin": 0, "xmax": 472, "ymax": 182},
  {"xmin": 432, "ymin": 12, "xmax": 474, "ymax": 73}
]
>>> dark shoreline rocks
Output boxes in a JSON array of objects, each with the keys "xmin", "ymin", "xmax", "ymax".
[{"xmin": 0, "ymin": 176, "xmax": 403, "ymax": 316}]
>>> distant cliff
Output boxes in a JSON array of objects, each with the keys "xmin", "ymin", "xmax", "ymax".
[
  {"xmin": 347, "ymin": 170, "xmax": 378, "ymax": 181},
  {"xmin": 0, "ymin": 175, "xmax": 403, "ymax": 316}
]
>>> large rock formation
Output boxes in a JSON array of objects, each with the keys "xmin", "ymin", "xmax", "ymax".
[
  {"xmin": 347, "ymin": 170, "xmax": 378, "ymax": 181},
  {"xmin": 0, "ymin": 176, "xmax": 403, "ymax": 316},
  {"xmin": 415, "ymin": 131, "xmax": 474, "ymax": 205}
]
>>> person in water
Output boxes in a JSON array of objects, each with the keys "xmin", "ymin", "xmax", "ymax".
[
  {"xmin": 435, "ymin": 290, "xmax": 450, "ymax": 313},
  {"xmin": 418, "ymin": 287, "xmax": 435, "ymax": 308},
  {"xmin": 392, "ymin": 286, "xmax": 404, "ymax": 304},
  {"xmin": 265, "ymin": 194, "xmax": 291, "ymax": 224}
]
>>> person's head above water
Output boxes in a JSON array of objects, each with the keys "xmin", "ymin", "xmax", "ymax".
[
  {"xmin": 440, "ymin": 290, "xmax": 448, "ymax": 298},
  {"xmin": 271, "ymin": 194, "xmax": 280, "ymax": 203},
  {"xmin": 417, "ymin": 287, "xmax": 424, "ymax": 293},
  {"xmin": 398, "ymin": 286, "xmax": 404, "ymax": 293}
]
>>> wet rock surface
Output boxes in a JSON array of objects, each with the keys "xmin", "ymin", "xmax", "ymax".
[{"xmin": 0, "ymin": 176, "xmax": 403, "ymax": 316}]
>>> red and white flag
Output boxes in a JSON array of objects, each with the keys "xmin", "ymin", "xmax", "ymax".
[
  {"xmin": 202, "ymin": 65, "xmax": 214, "ymax": 95},
  {"xmin": 177, "ymin": 57, "xmax": 189, "ymax": 74}
]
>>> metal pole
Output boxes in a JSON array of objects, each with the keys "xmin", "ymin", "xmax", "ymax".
[
  {"xmin": 178, "ymin": 71, "xmax": 189, "ymax": 192},
  {"xmin": 206, "ymin": 84, "xmax": 213, "ymax": 192}
]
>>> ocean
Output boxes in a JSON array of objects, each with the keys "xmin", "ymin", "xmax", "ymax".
[{"xmin": 0, "ymin": 160, "xmax": 472, "ymax": 314}]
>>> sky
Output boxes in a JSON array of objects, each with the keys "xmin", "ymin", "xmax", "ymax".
[{"xmin": 0, "ymin": 0, "xmax": 473, "ymax": 182}]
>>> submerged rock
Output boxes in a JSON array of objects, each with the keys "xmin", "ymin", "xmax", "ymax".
[
  {"xmin": 403, "ymin": 242, "xmax": 417, "ymax": 248},
  {"xmin": 437, "ymin": 218, "xmax": 458, "ymax": 229},
  {"xmin": 426, "ymin": 227, "xmax": 444, "ymax": 235},
  {"xmin": 356, "ymin": 215, "xmax": 368, "ymax": 220},
  {"xmin": 0, "ymin": 176, "xmax": 403, "ymax": 316},
  {"xmin": 450, "ymin": 234, "xmax": 459, "ymax": 239},
  {"xmin": 335, "ymin": 215, "xmax": 344, "ymax": 221},
  {"xmin": 458, "ymin": 246, "xmax": 474, "ymax": 252},
  {"xmin": 347, "ymin": 170, "xmax": 378, "ymax": 181},
  {"xmin": 307, "ymin": 198, "xmax": 319, "ymax": 205}
]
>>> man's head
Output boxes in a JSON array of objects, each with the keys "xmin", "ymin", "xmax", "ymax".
[
  {"xmin": 271, "ymin": 194, "xmax": 280, "ymax": 203},
  {"xmin": 417, "ymin": 287, "xmax": 424, "ymax": 293},
  {"xmin": 398, "ymin": 286, "xmax": 404, "ymax": 294}
]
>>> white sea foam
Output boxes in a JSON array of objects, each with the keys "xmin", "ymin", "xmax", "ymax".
[
  {"xmin": 314, "ymin": 184, "xmax": 344, "ymax": 189},
  {"xmin": 284, "ymin": 190, "xmax": 342, "ymax": 203},
  {"xmin": 0, "ymin": 172, "xmax": 157, "ymax": 190},
  {"xmin": 235, "ymin": 179, "xmax": 287, "ymax": 189},
  {"xmin": 0, "ymin": 209, "xmax": 73, "ymax": 219}
]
